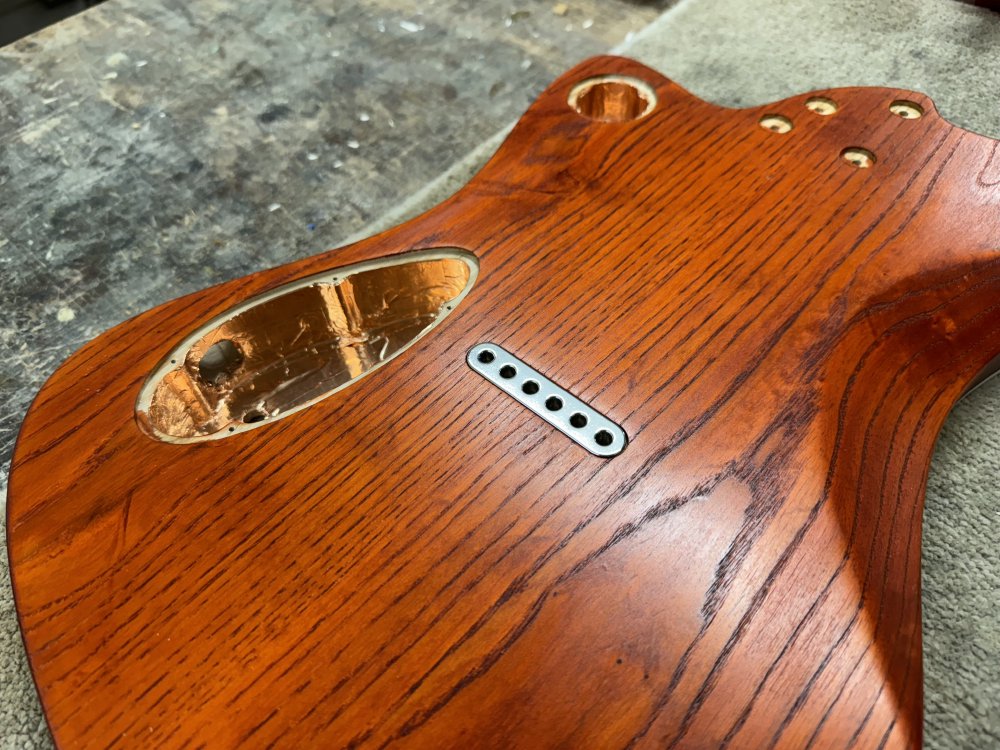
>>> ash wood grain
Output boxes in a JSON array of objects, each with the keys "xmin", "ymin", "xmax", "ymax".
[{"xmin": 8, "ymin": 56, "xmax": 1000, "ymax": 748}]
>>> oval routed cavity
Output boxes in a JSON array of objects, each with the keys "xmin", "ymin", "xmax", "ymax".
[
  {"xmin": 138, "ymin": 249, "xmax": 479, "ymax": 442},
  {"xmin": 467, "ymin": 343, "xmax": 627, "ymax": 458}
]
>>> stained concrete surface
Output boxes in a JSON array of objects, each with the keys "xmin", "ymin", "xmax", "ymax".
[{"xmin": 2, "ymin": 0, "xmax": 999, "ymax": 748}]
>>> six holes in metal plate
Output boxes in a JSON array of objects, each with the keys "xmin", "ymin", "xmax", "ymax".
[{"xmin": 476, "ymin": 347, "xmax": 619, "ymax": 450}]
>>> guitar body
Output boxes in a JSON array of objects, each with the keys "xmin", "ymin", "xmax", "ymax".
[{"xmin": 8, "ymin": 56, "xmax": 1000, "ymax": 748}]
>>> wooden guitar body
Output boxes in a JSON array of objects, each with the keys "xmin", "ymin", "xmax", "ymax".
[{"xmin": 8, "ymin": 56, "xmax": 1000, "ymax": 748}]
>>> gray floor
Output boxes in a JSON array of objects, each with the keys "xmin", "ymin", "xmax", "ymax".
[{"xmin": 1, "ymin": 0, "xmax": 998, "ymax": 747}]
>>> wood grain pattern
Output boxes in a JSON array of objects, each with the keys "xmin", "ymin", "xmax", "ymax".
[{"xmin": 8, "ymin": 56, "xmax": 1000, "ymax": 748}]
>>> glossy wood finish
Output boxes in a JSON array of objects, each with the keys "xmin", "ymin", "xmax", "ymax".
[{"xmin": 8, "ymin": 56, "xmax": 1000, "ymax": 748}]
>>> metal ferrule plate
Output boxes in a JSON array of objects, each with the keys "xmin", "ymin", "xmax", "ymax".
[{"xmin": 466, "ymin": 343, "xmax": 627, "ymax": 458}]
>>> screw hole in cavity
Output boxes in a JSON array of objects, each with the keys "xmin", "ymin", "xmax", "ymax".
[
  {"xmin": 477, "ymin": 349, "xmax": 496, "ymax": 364},
  {"xmin": 594, "ymin": 430, "xmax": 613, "ymax": 447},
  {"xmin": 568, "ymin": 75, "xmax": 657, "ymax": 122},
  {"xmin": 242, "ymin": 409, "xmax": 267, "ymax": 424},
  {"xmin": 198, "ymin": 339, "xmax": 244, "ymax": 386}
]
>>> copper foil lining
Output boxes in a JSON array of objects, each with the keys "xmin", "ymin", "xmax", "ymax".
[{"xmin": 140, "ymin": 251, "xmax": 476, "ymax": 440}]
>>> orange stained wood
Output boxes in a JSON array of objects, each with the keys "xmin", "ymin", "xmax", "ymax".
[{"xmin": 8, "ymin": 56, "xmax": 1000, "ymax": 749}]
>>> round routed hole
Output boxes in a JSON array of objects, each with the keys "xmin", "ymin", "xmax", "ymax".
[
  {"xmin": 521, "ymin": 380, "xmax": 540, "ymax": 395},
  {"xmin": 545, "ymin": 396, "xmax": 563, "ymax": 411},
  {"xmin": 842, "ymin": 147, "xmax": 875, "ymax": 169},
  {"xmin": 569, "ymin": 75, "xmax": 657, "ymax": 122},
  {"xmin": 198, "ymin": 339, "xmax": 244, "ymax": 386},
  {"xmin": 477, "ymin": 349, "xmax": 496, "ymax": 364},
  {"xmin": 242, "ymin": 409, "xmax": 267, "ymax": 424},
  {"xmin": 594, "ymin": 430, "xmax": 614, "ymax": 447},
  {"xmin": 759, "ymin": 114, "xmax": 793, "ymax": 133},
  {"xmin": 499, "ymin": 364, "xmax": 517, "ymax": 379},
  {"xmin": 569, "ymin": 412, "xmax": 588, "ymax": 429},
  {"xmin": 805, "ymin": 97, "xmax": 837, "ymax": 116},
  {"xmin": 889, "ymin": 100, "xmax": 923, "ymax": 119}
]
